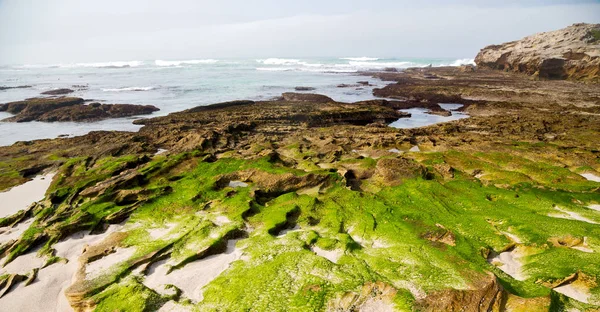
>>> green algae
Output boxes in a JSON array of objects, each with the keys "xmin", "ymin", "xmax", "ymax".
[{"xmin": 2, "ymin": 145, "xmax": 599, "ymax": 311}]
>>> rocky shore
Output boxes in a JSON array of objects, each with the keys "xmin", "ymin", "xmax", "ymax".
[
  {"xmin": 475, "ymin": 23, "xmax": 600, "ymax": 81},
  {"xmin": 0, "ymin": 25, "xmax": 599, "ymax": 312},
  {"xmin": 0, "ymin": 97, "xmax": 159, "ymax": 122}
]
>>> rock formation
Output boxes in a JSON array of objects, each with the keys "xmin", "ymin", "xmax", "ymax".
[
  {"xmin": 475, "ymin": 23, "xmax": 600, "ymax": 81},
  {"xmin": 0, "ymin": 97, "xmax": 159, "ymax": 122}
]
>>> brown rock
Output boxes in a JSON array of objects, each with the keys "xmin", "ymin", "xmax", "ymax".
[
  {"xmin": 415, "ymin": 273, "xmax": 504, "ymax": 312},
  {"xmin": 41, "ymin": 88, "xmax": 74, "ymax": 95},
  {"xmin": 281, "ymin": 92, "xmax": 333, "ymax": 103},
  {"xmin": 294, "ymin": 86, "xmax": 316, "ymax": 91},
  {"xmin": 374, "ymin": 157, "xmax": 425, "ymax": 186},
  {"xmin": 475, "ymin": 23, "xmax": 600, "ymax": 81}
]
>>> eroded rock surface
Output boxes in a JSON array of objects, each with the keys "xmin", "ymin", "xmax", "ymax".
[
  {"xmin": 0, "ymin": 97, "xmax": 159, "ymax": 122},
  {"xmin": 475, "ymin": 23, "xmax": 600, "ymax": 81}
]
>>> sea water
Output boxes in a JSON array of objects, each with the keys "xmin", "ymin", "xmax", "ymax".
[{"xmin": 0, "ymin": 57, "xmax": 474, "ymax": 146}]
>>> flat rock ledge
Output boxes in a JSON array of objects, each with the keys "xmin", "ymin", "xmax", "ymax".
[{"xmin": 0, "ymin": 97, "xmax": 159, "ymax": 122}]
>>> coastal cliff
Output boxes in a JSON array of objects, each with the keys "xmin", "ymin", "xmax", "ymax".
[{"xmin": 475, "ymin": 23, "xmax": 600, "ymax": 81}]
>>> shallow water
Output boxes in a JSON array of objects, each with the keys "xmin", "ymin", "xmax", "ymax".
[
  {"xmin": 0, "ymin": 58, "xmax": 474, "ymax": 146},
  {"xmin": 389, "ymin": 103, "xmax": 469, "ymax": 129}
]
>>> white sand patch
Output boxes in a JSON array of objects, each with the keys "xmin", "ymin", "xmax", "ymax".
[
  {"xmin": 580, "ymin": 173, "xmax": 600, "ymax": 182},
  {"xmin": 0, "ymin": 247, "xmax": 46, "ymax": 274},
  {"xmin": 84, "ymin": 247, "xmax": 136, "ymax": 280},
  {"xmin": 0, "ymin": 224, "xmax": 122, "ymax": 312},
  {"xmin": 550, "ymin": 207, "xmax": 598, "ymax": 224},
  {"xmin": 143, "ymin": 239, "xmax": 243, "ymax": 302},
  {"xmin": 213, "ymin": 215, "xmax": 231, "ymax": 226},
  {"xmin": 148, "ymin": 223, "xmax": 178, "ymax": 239},
  {"xmin": 554, "ymin": 283, "xmax": 591, "ymax": 304},
  {"xmin": 489, "ymin": 247, "xmax": 526, "ymax": 281},
  {"xmin": 388, "ymin": 148, "xmax": 401, "ymax": 154},
  {"xmin": 358, "ymin": 298, "xmax": 395, "ymax": 312},
  {"xmin": 571, "ymin": 237, "xmax": 593, "ymax": 253},
  {"xmin": 312, "ymin": 246, "xmax": 342, "ymax": 263},
  {"xmin": 228, "ymin": 181, "xmax": 248, "ymax": 188},
  {"xmin": 588, "ymin": 204, "xmax": 600, "ymax": 212},
  {"xmin": 0, "ymin": 173, "xmax": 55, "ymax": 218},
  {"xmin": 154, "ymin": 149, "xmax": 168, "ymax": 156},
  {"xmin": 158, "ymin": 301, "xmax": 193, "ymax": 312},
  {"xmin": 0, "ymin": 219, "xmax": 33, "ymax": 246},
  {"xmin": 277, "ymin": 224, "xmax": 300, "ymax": 237},
  {"xmin": 409, "ymin": 146, "xmax": 420, "ymax": 152},
  {"xmin": 372, "ymin": 239, "xmax": 390, "ymax": 248},
  {"xmin": 501, "ymin": 231, "xmax": 523, "ymax": 244}
]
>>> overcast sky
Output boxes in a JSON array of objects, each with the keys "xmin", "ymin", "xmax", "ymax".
[{"xmin": 0, "ymin": 0, "xmax": 598, "ymax": 65}]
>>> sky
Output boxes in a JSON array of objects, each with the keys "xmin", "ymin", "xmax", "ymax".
[{"xmin": 0, "ymin": 0, "xmax": 599, "ymax": 65}]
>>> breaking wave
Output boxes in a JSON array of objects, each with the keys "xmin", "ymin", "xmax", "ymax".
[
  {"xmin": 445, "ymin": 58, "xmax": 476, "ymax": 66},
  {"xmin": 155, "ymin": 59, "xmax": 219, "ymax": 67},
  {"xmin": 102, "ymin": 86, "xmax": 156, "ymax": 92},
  {"xmin": 340, "ymin": 57, "xmax": 380, "ymax": 61}
]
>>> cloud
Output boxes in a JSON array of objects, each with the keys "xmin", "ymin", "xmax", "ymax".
[{"xmin": 0, "ymin": 0, "xmax": 598, "ymax": 64}]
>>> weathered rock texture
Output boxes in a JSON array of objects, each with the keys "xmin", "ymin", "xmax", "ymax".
[
  {"xmin": 475, "ymin": 23, "xmax": 600, "ymax": 81},
  {"xmin": 0, "ymin": 97, "xmax": 159, "ymax": 122}
]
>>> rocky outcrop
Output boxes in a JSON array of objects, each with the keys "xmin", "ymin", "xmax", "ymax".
[
  {"xmin": 294, "ymin": 87, "xmax": 316, "ymax": 91},
  {"xmin": 475, "ymin": 23, "xmax": 600, "ymax": 81},
  {"xmin": 282, "ymin": 92, "xmax": 333, "ymax": 103},
  {"xmin": 41, "ymin": 88, "xmax": 74, "ymax": 95},
  {"xmin": 0, "ymin": 98, "xmax": 159, "ymax": 122}
]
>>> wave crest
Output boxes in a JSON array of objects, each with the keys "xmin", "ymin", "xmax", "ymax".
[
  {"xmin": 340, "ymin": 57, "xmax": 379, "ymax": 61},
  {"xmin": 155, "ymin": 59, "xmax": 219, "ymax": 67},
  {"xmin": 102, "ymin": 86, "xmax": 156, "ymax": 92}
]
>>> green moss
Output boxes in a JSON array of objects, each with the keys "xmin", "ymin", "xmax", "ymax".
[{"xmin": 92, "ymin": 277, "xmax": 166, "ymax": 312}]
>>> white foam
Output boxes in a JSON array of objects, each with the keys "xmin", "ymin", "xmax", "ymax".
[
  {"xmin": 340, "ymin": 57, "xmax": 380, "ymax": 61},
  {"xmin": 256, "ymin": 58, "xmax": 302, "ymax": 65},
  {"xmin": 444, "ymin": 58, "xmax": 476, "ymax": 67},
  {"xmin": 154, "ymin": 59, "xmax": 218, "ymax": 67},
  {"xmin": 23, "ymin": 61, "xmax": 144, "ymax": 69},
  {"xmin": 101, "ymin": 86, "xmax": 156, "ymax": 92},
  {"xmin": 347, "ymin": 61, "xmax": 415, "ymax": 68}
]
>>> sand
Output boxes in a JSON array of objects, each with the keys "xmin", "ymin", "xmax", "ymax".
[
  {"xmin": 0, "ymin": 224, "xmax": 122, "ymax": 312},
  {"xmin": 148, "ymin": 222, "xmax": 178, "ymax": 239},
  {"xmin": 571, "ymin": 237, "xmax": 593, "ymax": 253},
  {"xmin": 501, "ymin": 231, "xmax": 523, "ymax": 244},
  {"xmin": 489, "ymin": 247, "xmax": 525, "ymax": 281},
  {"xmin": 550, "ymin": 207, "xmax": 598, "ymax": 224},
  {"xmin": 228, "ymin": 181, "xmax": 248, "ymax": 188},
  {"xmin": 0, "ymin": 246, "xmax": 46, "ymax": 275},
  {"xmin": 0, "ymin": 218, "xmax": 33, "ymax": 246},
  {"xmin": 409, "ymin": 145, "xmax": 420, "ymax": 152},
  {"xmin": 554, "ymin": 283, "xmax": 591, "ymax": 304},
  {"xmin": 143, "ymin": 239, "xmax": 243, "ymax": 302},
  {"xmin": 358, "ymin": 298, "xmax": 395, "ymax": 312},
  {"xmin": 311, "ymin": 246, "xmax": 342, "ymax": 264},
  {"xmin": 0, "ymin": 173, "xmax": 55, "ymax": 218},
  {"xmin": 157, "ymin": 300, "xmax": 193, "ymax": 312},
  {"xmin": 588, "ymin": 204, "xmax": 600, "ymax": 212},
  {"xmin": 154, "ymin": 149, "xmax": 168, "ymax": 156},
  {"xmin": 213, "ymin": 215, "xmax": 232, "ymax": 226},
  {"xmin": 85, "ymin": 247, "xmax": 136, "ymax": 280},
  {"xmin": 580, "ymin": 173, "xmax": 600, "ymax": 182}
]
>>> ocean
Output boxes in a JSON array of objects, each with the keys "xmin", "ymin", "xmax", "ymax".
[{"xmin": 0, "ymin": 57, "xmax": 474, "ymax": 146}]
